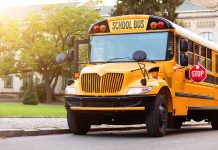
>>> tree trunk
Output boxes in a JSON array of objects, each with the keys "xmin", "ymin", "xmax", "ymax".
[{"xmin": 44, "ymin": 78, "xmax": 53, "ymax": 103}]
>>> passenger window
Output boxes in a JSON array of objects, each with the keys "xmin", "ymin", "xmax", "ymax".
[
  {"xmin": 188, "ymin": 41, "xmax": 193, "ymax": 65},
  {"xmin": 194, "ymin": 44, "xmax": 200, "ymax": 65},
  {"xmin": 216, "ymin": 55, "xmax": 218, "ymax": 73},
  {"xmin": 201, "ymin": 46, "xmax": 206, "ymax": 68},
  {"xmin": 207, "ymin": 48, "xmax": 212, "ymax": 71}
]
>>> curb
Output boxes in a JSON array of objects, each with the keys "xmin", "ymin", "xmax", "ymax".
[
  {"xmin": 0, "ymin": 123, "xmax": 210, "ymax": 138},
  {"xmin": 0, "ymin": 126, "xmax": 147, "ymax": 138},
  {"xmin": 0, "ymin": 128, "xmax": 70, "ymax": 138}
]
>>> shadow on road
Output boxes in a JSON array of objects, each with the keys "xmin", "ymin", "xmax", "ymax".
[{"xmin": 87, "ymin": 126, "xmax": 213, "ymax": 138}]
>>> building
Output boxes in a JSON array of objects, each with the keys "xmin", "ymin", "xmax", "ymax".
[
  {"xmin": 189, "ymin": 0, "xmax": 218, "ymax": 9},
  {"xmin": 177, "ymin": 0, "xmax": 218, "ymax": 44}
]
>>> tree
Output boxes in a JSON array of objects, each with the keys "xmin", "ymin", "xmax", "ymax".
[
  {"xmin": 0, "ymin": 20, "xmax": 21, "ymax": 76},
  {"xmin": 111, "ymin": 0, "xmax": 184, "ymax": 22},
  {"xmin": 162, "ymin": 0, "xmax": 184, "ymax": 22},
  {"xmin": 19, "ymin": 5, "xmax": 102, "ymax": 103}
]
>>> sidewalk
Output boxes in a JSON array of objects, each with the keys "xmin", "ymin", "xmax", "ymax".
[{"xmin": 0, "ymin": 117, "xmax": 210, "ymax": 138}]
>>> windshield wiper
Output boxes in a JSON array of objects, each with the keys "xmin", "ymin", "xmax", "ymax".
[{"xmin": 106, "ymin": 57, "xmax": 132, "ymax": 62}]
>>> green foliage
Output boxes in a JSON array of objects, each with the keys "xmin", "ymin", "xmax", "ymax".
[
  {"xmin": 20, "ymin": 80, "xmax": 46, "ymax": 103},
  {"xmin": 22, "ymin": 74, "xmax": 39, "ymax": 105},
  {"xmin": 35, "ymin": 83, "xmax": 46, "ymax": 103},
  {"xmin": 0, "ymin": 21, "xmax": 21, "ymax": 76},
  {"xmin": 112, "ymin": 0, "xmax": 184, "ymax": 22}
]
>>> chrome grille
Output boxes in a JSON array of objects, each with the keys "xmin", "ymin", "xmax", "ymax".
[{"xmin": 81, "ymin": 73, "xmax": 124, "ymax": 93}]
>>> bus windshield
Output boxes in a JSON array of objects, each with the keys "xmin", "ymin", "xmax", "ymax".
[{"xmin": 90, "ymin": 32, "xmax": 172, "ymax": 63}]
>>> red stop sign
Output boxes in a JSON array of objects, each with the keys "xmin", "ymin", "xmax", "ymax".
[{"xmin": 189, "ymin": 65, "xmax": 207, "ymax": 82}]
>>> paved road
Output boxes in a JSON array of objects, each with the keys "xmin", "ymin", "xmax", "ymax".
[{"xmin": 1, "ymin": 125, "xmax": 218, "ymax": 150}]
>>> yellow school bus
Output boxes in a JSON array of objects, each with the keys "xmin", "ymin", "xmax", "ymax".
[{"xmin": 63, "ymin": 15, "xmax": 218, "ymax": 137}]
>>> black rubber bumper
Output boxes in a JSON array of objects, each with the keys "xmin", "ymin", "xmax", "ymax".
[{"xmin": 65, "ymin": 95, "xmax": 156, "ymax": 110}]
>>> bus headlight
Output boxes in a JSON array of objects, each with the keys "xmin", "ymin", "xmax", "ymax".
[
  {"xmin": 127, "ymin": 87, "xmax": 152, "ymax": 95},
  {"xmin": 65, "ymin": 86, "xmax": 76, "ymax": 95}
]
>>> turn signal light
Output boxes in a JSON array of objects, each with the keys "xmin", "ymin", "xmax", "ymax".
[
  {"xmin": 151, "ymin": 72, "xmax": 159, "ymax": 78},
  {"xmin": 74, "ymin": 73, "xmax": 80, "ymax": 78},
  {"xmin": 150, "ymin": 22, "xmax": 157, "ymax": 30},
  {"xmin": 157, "ymin": 21, "xmax": 164, "ymax": 29},
  {"xmin": 92, "ymin": 25, "xmax": 100, "ymax": 33}
]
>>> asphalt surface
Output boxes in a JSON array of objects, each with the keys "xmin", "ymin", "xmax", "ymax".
[
  {"xmin": 1, "ymin": 125, "xmax": 218, "ymax": 150},
  {"xmin": 0, "ymin": 118, "xmax": 208, "ymax": 138}
]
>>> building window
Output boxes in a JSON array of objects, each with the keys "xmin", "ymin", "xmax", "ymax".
[
  {"xmin": 4, "ymin": 76, "xmax": 13, "ymax": 88},
  {"xmin": 199, "ymin": 32, "xmax": 214, "ymax": 41}
]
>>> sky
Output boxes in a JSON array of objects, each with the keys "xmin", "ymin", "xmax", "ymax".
[{"xmin": 0, "ymin": 0, "xmax": 116, "ymax": 7}]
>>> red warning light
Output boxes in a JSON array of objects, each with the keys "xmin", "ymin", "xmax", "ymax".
[
  {"xmin": 157, "ymin": 21, "xmax": 164, "ymax": 29},
  {"xmin": 92, "ymin": 25, "xmax": 100, "ymax": 33}
]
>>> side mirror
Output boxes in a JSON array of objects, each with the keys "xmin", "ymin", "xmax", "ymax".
[
  {"xmin": 55, "ymin": 53, "xmax": 67, "ymax": 63},
  {"xmin": 180, "ymin": 39, "xmax": 188, "ymax": 52},
  {"xmin": 132, "ymin": 50, "xmax": 147, "ymax": 62},
  {"xmin": 66, "ymin": 34, "xmax": 74, "ymax": 47},
  {"xmin": 180, "ymin": 53, "xmax": 188, "ymax": 66}
]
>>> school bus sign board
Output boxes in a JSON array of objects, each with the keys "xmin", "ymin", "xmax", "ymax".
[{"xmin": 108, "ymin": 19, "xmax": 148, "ymax": 33}]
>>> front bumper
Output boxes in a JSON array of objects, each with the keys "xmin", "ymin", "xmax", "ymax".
[{"xmin": 65, "ymin": 95, "xmax": 156, "ymax": 111}]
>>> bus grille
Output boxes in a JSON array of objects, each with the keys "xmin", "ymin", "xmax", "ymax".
[{"xmin": 81, "ymin": 73, "xmax": 124, "ymax": 93}]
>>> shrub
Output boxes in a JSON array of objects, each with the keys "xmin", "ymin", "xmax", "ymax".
[{"xmin": 22, "ymin": 76, "xmax": 38, "ymax": 105}]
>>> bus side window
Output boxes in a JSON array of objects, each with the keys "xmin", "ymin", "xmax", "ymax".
[
  {"xmin": 188, "ymin": 40, "xmax": 193, "ymax": 65},
  {"xmin": 176, "ymin": 36, "xmax": 188, "ymax": 66},
  {"xmin": 216, "ymin": 55, "xmax": 218, "ymax": 73},
  {"xmin": 207, "ymin": 48, "xmax": 212, "ymax": 71},
  {"xmin": 201, "ymin": 46, "xmax": 206, "ymax": 68},
  {"xmin": 194, "ymin": 44, "xmax": 200, "ymax": 65}
]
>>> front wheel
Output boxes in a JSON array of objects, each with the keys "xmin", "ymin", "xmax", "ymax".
[
  {"xmin": 146, "ymin": 94, "xmax": 168, "ymax": 137},
  {"xmin": 67, "ymin": 110, "xmax": 91, "ymax": 135}
]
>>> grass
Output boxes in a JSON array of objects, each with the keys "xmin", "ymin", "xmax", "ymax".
[{"xmin": 0, "ymin": 102, "xmax": 66, "ymax": 117}]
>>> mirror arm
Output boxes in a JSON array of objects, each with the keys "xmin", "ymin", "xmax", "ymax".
[{"xmin": 137, "ymin": 62, "xmax": 149, "ymax": 80}]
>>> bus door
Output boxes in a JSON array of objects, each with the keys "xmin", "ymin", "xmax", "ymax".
[
  {"xmin": 74, "ymin": 39, "xmax": 89, "ymax": 77},
  {"xmin": 174, "ymin": 37, "xmax": 189, "ymax": 91}
]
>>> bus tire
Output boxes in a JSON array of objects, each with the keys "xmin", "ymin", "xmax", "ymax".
[
  {"xmin": 211, "ymin": 112, "xmax": 218, "ymax": 130},
  {"xmin": 168, "ymin": 114, "xmax": 183, "ymax": 129},
  {"xmin": 211, "ymin": 120, "xmax": 218, "ymax": 130},
  {"xmin": 146, "ymin": 94, "xmax": 168, "ymax": 137},
  {"xmin": 67, "ymin": 110, "xmax": 91, "ymax": 135}
]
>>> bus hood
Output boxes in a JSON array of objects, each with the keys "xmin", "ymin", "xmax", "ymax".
[{"xmin": 81, "ymin": 63, "xmax": 159, "ymax": 75}]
